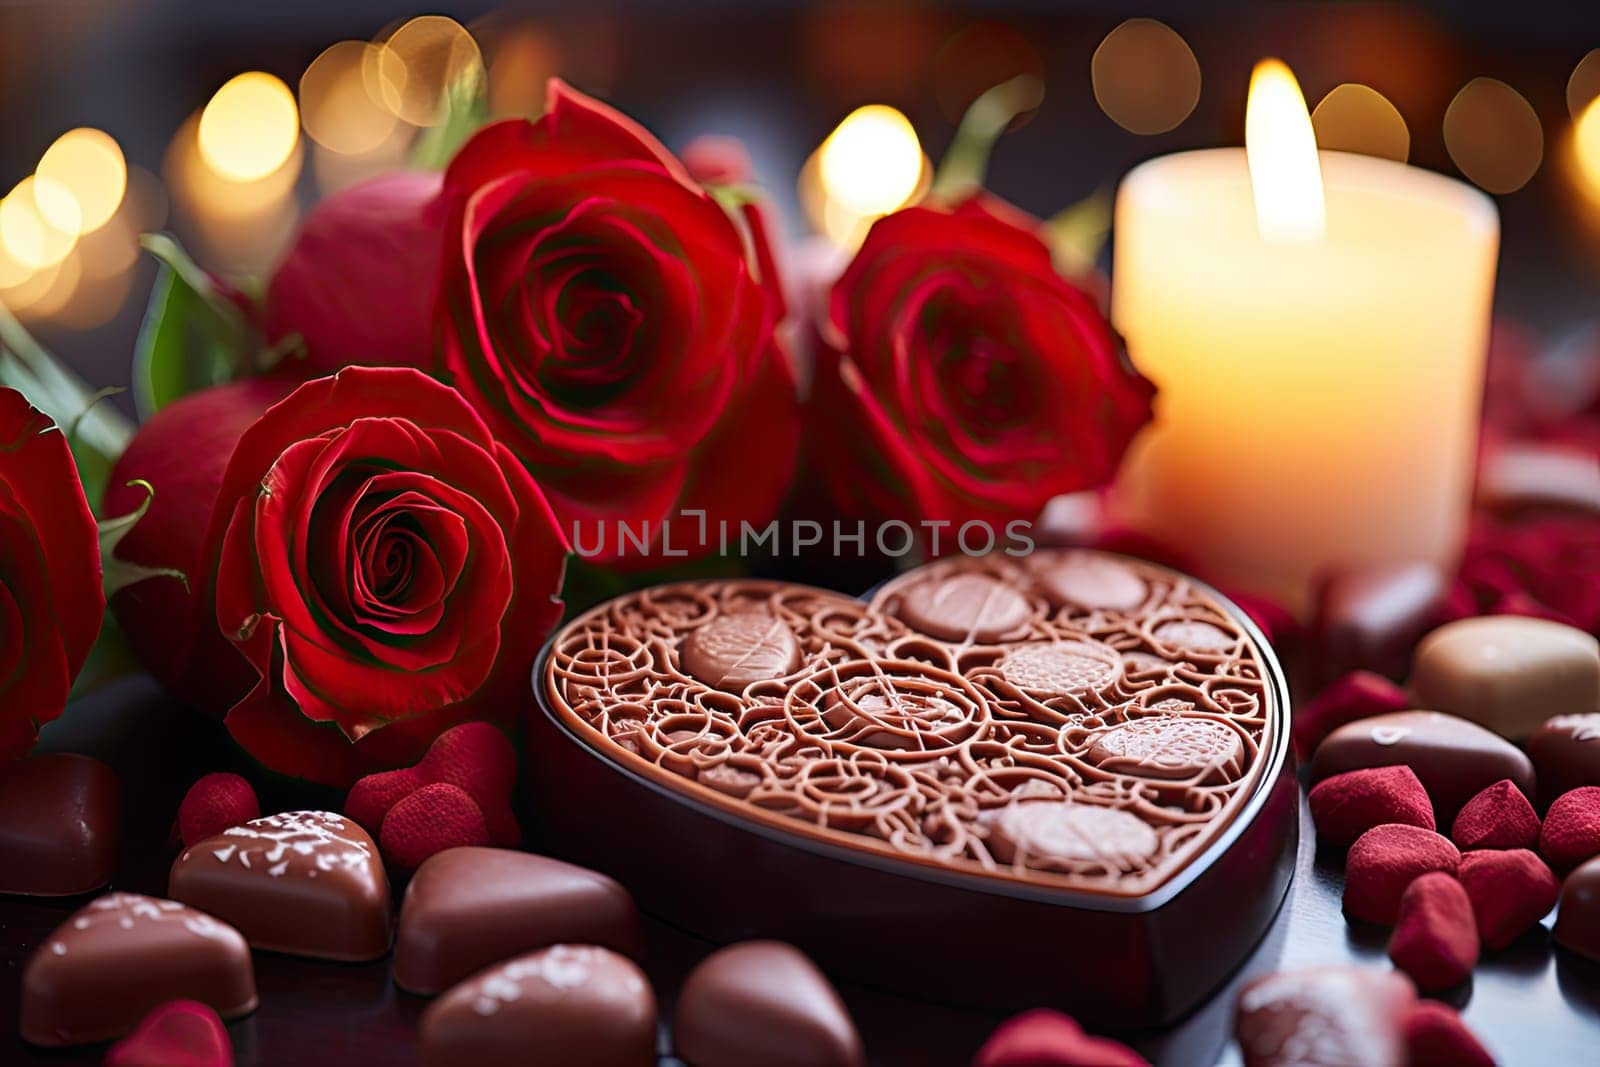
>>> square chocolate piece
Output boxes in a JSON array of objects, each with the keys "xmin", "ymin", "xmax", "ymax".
[{"xmin": 0, "ymin": 753, "xmax": 120, "ymax": 896}]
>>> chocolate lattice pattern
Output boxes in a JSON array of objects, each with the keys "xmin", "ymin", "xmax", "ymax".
[{"xmin": 541, "ymin": 550, "xmax": 1280, "ymax": 896}]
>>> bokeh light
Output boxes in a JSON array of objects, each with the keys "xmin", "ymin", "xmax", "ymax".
[
  {"xmin": 1311, "ymin": 83, "xmax": 1410, "ymax": 162},
  {"xmin": 1569, "ymin": 50, "xmax": 1600, "ymax": 120},
  {"xmin": 1246, "ymin": 59, "xmax": 1325, "ymax": 244},
  {"xmin": 301, "ymin": 41, "xmax": 399, "ymax": 155},
  {"xmin": 369, "ymin": 15, "xmax": 484, "ymax": 127},
  {"xmin": 1573, "ymin": 96, "xmax": 1600, "ymax": 211},
  {"xmin": 1, "ymin": 177, "xmax": 80, "ymax": 269},
  {"xmin": 1091, "ymin": 18, "xmax": 1201, "ymax": 135},
  {"xmin": 198, "ymin": 72, "xmax": 301, "ymax": 181},
  {"xmin": 818, "ymin": 105, "xmax": 924, "ymax": 218},
  {"xmin": 1443, "ymin": 77, "xmax": 1543, "ymax": 194},
  {"xmin": 37, "ymin": 128, "xmax": 127, "ymax": 233},
  {"xmin": 486, "ymin": 24, "xmax": 559, "ymax": 117}
]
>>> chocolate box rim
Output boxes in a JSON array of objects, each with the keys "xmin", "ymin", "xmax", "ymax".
[{"xmin": 529, "ymin": 553, "xmax": 1292, "ymax": 915}]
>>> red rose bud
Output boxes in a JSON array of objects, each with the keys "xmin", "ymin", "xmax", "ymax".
[
  {"xmin": 973, "ymin": 1008, "xmax": 1148, "ymax": 1067},
  {"xmin": 1456, "ymin": 848, "xmax": 1559, "ymax": 950},
  {"xmin": 177, "ymin": 773, "xmax": 260, "ymax": 849},
  {"xmin": 1309, "ymin": 766, "xmax": 1435, "ymax": 849},
  {"xmin": 807, "ymin": 197, "xmax": 1154, "ymax": 540},
  {"xmin": 265, "ymin": 170, "xmax": 445, "ymax": 378},
  {"xmin": 435, "ymin": 81, "xmax": 797, "ymax": 566},
  {"xmin": 345, "ymin": 722, "xmax": 519, "ymax": 846},
  {"xmin": 104, "ymin": 999, "xmax": 233, "ymax": 1067},
  {"xmin": 1451, "ymin": 779, "xmax": 1540, "ymax": 851},
  {"xmin": 1540, "ymin": 787, "xmax": 1600, "ymax": 873},
  {"xmin": 1404, "ymin": 1001, "xmax": 1495, "ymax": 1067},
  {"xmin": 379, "ymin": 783, "xmax": 491, "ymax": 871},
  {"xmin": 1291, "ymin": 671, "xmax": 1410, "ymax": 761},
  {"xmin": 0, "ymin": 389, "xmax": 105, "ymax": 759},
  {"xmin": 1343, "ymin": 825, "xmax": 1460, "ymax": 925},
  {"xmin": 1386, "ymin": 873, "xmax": 1478, "ymax": 990}
]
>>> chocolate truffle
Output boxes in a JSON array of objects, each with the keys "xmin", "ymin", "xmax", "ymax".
[
  {"xmin": 21, "ymin": 893, "xmax": 256, "ymax": 1046},
  {"xmin": 395, "ymin": 846, "xmax": 641, "ymax": 995},
  {"xmin": 1410, "ymin": 616, "xmax": 1600, "ymax": 740},
  {"xmin": 1530, "ymin": 713, "xmax": 1600, "ymax": 805},
  {"xmin": 681, "ymin": 612, "xmax": 802, "ymax": 691},
  {"xmin": 1555, "ymin": 854, "xmax": 1600, "ymax": 962},
  {"xmin": 1234, "ymin": 966, "xmax": 1415, "ymax": 1067},
  {"xmin": 1309, "ymin": 710, "xmax": 1535, "ymax": 821},
  {"xmin": 420, "ymin": 945, "xmax": 655, "ymax": 1067},
  {"xmin": 674, "ymin": 941, "xmax": 863, "ymax": 1067},
  {"xmin": 0, "ymin": 753, "xmax": 119, "ymax": 896},
  {"xmin": 168, "ymin": 810, "xmax": 391, "ymax": 961},
  {"xmin": 896, "ymin": 573, "xmax": 1031, "ymax": 642}
]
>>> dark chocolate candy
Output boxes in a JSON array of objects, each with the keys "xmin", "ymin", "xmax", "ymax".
[
  {"xmin": 1234, "ymin": 965, "xmax": 1415, "ymax": 1067},
  {"xmin": 0, "ymin": 753, "xmax": 119, "ymax": 896},
  {"xmin": 1313, "ymin": 562, "xmax": 1447, "ymax": 681},
  {"xmin": 420, "ymin": 945, "xmax": 655, "ymax": 1067},
  {"xmin": 395, "ymin": 846, "xmax": 641, "ymax": 995},
  {"xmin": 168, "ymin": 810, "xmax": 391, "ymax": 961},
  {"xmin": 1555, "ymin": 854, "xmax": 1600, "ymax": 962},
  {"xmin": 1309, "ymin": 710, "xmax": 1535, "ymax": 822},
  {"xmin": 674, "ymin": 941, "xmax": 863, "ymax": 1067},
  {"xmin": 1531, "ymin": 713, "xmax": 1600, "ymax": 805},
  {"xmin": 1411, "ymin": 616, "xmax": 1600, "ymax": 740},
  {"xmin": 680, "ymin": 612, "xmax": 802, "ymax": 691},
  {"xmin": 896, "ymin": 573, "xmax": 1031, "ymax": 642},
  {"xmin": 21, "ymin": 892, "xmax": 256, "ymax": 1046}
]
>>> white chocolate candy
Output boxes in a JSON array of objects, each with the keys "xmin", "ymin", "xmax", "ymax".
[{"xmin": 1410, "ymin": 616, "xmax": 1600, "ymax": 740}]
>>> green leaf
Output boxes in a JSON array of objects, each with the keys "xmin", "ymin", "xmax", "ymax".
[
  {"xmin": 98, "ymin": 479, "xmax": 187, "ymax": 599},
  {"xmin": 132, "ymin": 234, "xmax": 252, "ymax": 420},
  {"xmin": 929, "ymin": 74, "xmax": 1045, "ymax": 203},
  {"xmin": 411, "ymin": 63, "xmax": 492, "ymax": 170},
  {"xmin": 1043, "ymin": 188, "xmax": 1113, "ymax": 278}
]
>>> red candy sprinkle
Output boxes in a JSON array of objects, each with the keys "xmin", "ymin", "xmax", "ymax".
[
  {"xmin": 176, "ymin": 773, "xmax": 259, "ymax": 849},
  {"xmin": 1344, "ymin": 824, "xmax": 1460, "ymax": 924},
  {"xmin": 345, "ymin": 722, "xmax": 519, "ymax": 847},
  {"xmin": 1309, "ymin": 765, "xmax": 1435, "ymax": 848},
  {"xmin": 972, "ymin": 1008, "xmax": 1148, "ymax": 1067},
  {"xmin": 1539, "ymin": 786, "xmax": 1600, "ymax": 874},
  {"xmin": 1404, "ymin": 1001, "xmax": 1495, "ymax": 1067},
  {"xmin": 1452, "ymin": 778, "xmax": 1540, "ymax": 851},
  {"xmin": 1291, "ymin": 671, "xmax": 1410, "ymax": 760},
  {"xmin": 104, "ymin": 999, "xmax": 233, "ymax": 1067},
  {"xmin": 1457, "ymin": 848, "xmax": 1560, "ymax": 950},
  {"xmin": 379, "ymin": 782, "xmax": 492, "ymax": 871},
  {"xmin": 1387, "ymin": 872, "xmax": 1479, "ymax": 990}
]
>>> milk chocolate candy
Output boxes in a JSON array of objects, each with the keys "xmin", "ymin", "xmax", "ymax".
[
  {"xmin": 1411, "ymin": 616, "xmax": 1600, "ymax": 740},
  {"xmin": 1313, "ymin": 562, "xmax": 1448, "ymax": 681},
  {"xmin": 1478, "ymin": 442, "xmax": 1600, "ymax": 517},
  {"xmin": 169, "ymin": 810, "xmax": 391, "ymax": 961},
  {"xmin": 1234, "ymin": 966, "xmax": 1415, "ymax": 1067},
  {"xmin": 395, "ymin": 846, "xmax": 641, "ymax": 994},
  {"xmin": 420, "ymin": 945, "xmax": 655, "ymax": 1067},
  {"xmin": 21, "ymin": 892, "xmax": 256, "ymax": 1046},
  {"xmin": 1531, "ymin": 713, "xmax": 1600, "ymax": 805},
  {"xmin": 1309, "ymin": 710, "xmax": 1535, "ymax": 822},
  {"xmin": 1554, "ymin": 854, "xmax": 1600, "ymax": 962},
  {"xmin": 0, "ymin": 753, "xmax": 119, "ymax": 896},
  {"xmin": 675, "ymin": 941, "xmax": 864, "ymax": 1067}
]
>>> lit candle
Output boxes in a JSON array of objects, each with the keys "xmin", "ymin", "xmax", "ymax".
[{"xmin": 1109, "ymin": 60, "xmax": 1499, "ymax": 614}]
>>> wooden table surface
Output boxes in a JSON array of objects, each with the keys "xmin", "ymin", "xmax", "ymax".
[{"xmin": 5, "ymin": 677, "xmax": 1600, "ymax": 1066}]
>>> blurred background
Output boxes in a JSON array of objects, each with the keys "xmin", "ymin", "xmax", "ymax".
[{"xmin": 2, "ymin": 1, "xmax": 1600, "ymax": 409}]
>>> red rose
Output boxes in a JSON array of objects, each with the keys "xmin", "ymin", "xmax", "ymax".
[
  {"xmin": 807, "ymin": 198, "xmax": 1153, "ymax": 539},
  {"xmin": 433, "ymin": 80, "xmax": 798, "ymax": 563},
  {"xmin": 107, "ymin": 368, "xmax": 566, "ymax": 785},
  {"xmin": 265, "ymin": 170, "xmax": 445, "ymax": 377},
  {"xmin": 0, "ymin": 389, "xmax": 103, "ymax": 759}
]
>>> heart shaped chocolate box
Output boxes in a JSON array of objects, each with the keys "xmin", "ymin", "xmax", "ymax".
[{"xmin": 531, "ymin": 550, "xmax": 1296, "ymax": 1027}]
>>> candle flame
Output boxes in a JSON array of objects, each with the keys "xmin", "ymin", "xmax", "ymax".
[{"xmin": 1246, "ymin": 59, "xmax": 1326, "ymax": 243}]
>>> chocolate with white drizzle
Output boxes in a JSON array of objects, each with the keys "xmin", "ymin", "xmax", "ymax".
[
  {"xmin": 21, "ymin": 892, "xmax": 257, "ymax": 1046},
  {"xmin": 542, "ymin": 549, "xmax": 1275, "ymax": 897},
  {"xmin": 169, "ymin": 810, "xmax": 392, "ymax": 960}
]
